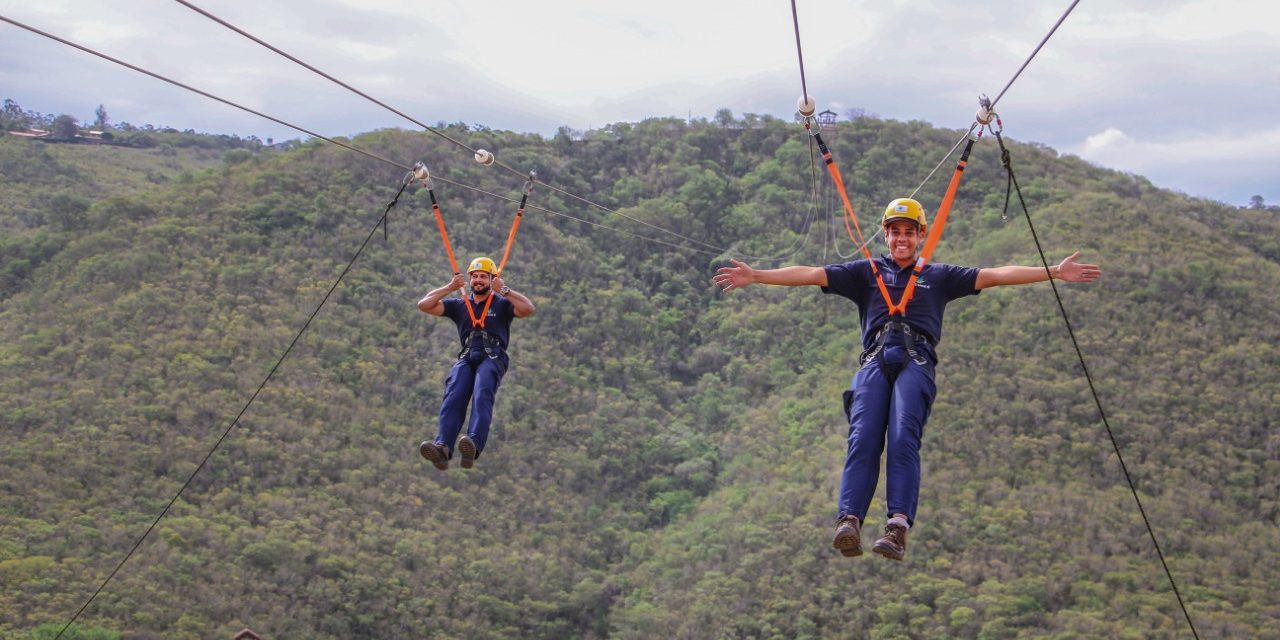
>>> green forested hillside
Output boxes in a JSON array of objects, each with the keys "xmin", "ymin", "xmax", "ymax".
[{"xmin": 1, "ymin": 114, "xmax": 1277, "ymax": 640}]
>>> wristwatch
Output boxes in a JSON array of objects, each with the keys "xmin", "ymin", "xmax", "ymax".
[{"xmin": 499, "ymin": 286, "xmax": 510, "ymax": 295}]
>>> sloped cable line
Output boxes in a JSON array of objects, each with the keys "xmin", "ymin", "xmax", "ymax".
[
  {"xmin": 911, "ymin": 0, "xmax": 1080, "ymax": 198},
  {"xmin": 170, "ymin": 0, "xmax": 774, "ymax": 259},
  {"xmin": 0, "ymin": 14, "xmax": 740, "ymax": 259}
]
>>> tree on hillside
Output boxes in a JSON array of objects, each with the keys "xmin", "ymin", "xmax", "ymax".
[
  {"xmin": 94, "ymin": 104, "xmax": 109, "ymax": 129},
  {"xmin": 2, "ymin": 98, "xmax": 26, "ymax": 130},
  {"xmin": 1249, "ymin": 195, "xmax": 1266, "ymax": 209},
  {"xmin": 51, "ymin": 114, "xmax": 79, "ymax": 139}
]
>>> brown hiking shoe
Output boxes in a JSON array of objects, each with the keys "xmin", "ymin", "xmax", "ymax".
[
  {"xmin": 458, "ymin": 436, "xmax": 477, "ymax": 469},
  {"xmin": 872, "ymin": 522, "xmax": 909, "ymax": 561},
  {"xmin": 419, "ymin": 441, "xmax": 449, "ymax": 471},
  {"xmin": 832, "ymin": 514, "xmax": 863, "ymax": 557}
]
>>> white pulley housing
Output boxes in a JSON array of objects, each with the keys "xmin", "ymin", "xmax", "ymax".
[
  {"xmin": 412, "ymin": 162, "xmax": 430, "ymax": 183},
  {"xmin": 797, "ymin": 95, "xmax": 817, "ymax": 117},
  {"xmin": 474, "ymin": 149, "xmax": 495, "ymax": 166},
  {"xmin": 975, "ymin": 106, "xmax": 994, "ymax": 125}
]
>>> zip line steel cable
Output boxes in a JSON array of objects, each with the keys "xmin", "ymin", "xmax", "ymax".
[
  {"xmin": 171, "ymin": 0, "xmax": 748, "ymax": 258},
  {"xmin": 790, "ymin": 0, "xmax": 810, "ymax": 106},
  {"xmin": 909, "ymin": 0, "xmax": 1082, "ymax": 199},
  {"xmin": 0, "ymin": 14, "xmax": 744, "ymax": 259},
  {"xmin": 993, "ymin": 128, "xmax": 1200, "ymax": 639}
]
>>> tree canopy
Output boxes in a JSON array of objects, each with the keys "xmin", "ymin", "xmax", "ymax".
[{"xmin": 1, "ymin": 111, "xmax": 1277, "ymax": 639}]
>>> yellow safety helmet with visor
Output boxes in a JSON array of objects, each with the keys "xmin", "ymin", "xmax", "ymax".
[{"xmin": 882, "ymin": 198, "xmax": 928, "ymax": 236}]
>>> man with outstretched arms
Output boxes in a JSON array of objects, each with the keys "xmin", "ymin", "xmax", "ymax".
[{"xmin": 714, "ymin": 198, "xmax": 1100, "ymax": 560}]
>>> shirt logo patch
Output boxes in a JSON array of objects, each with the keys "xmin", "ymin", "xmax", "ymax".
[{"xmin": 915, "ymin": 276, "xmax": 930, "ymax": 289}]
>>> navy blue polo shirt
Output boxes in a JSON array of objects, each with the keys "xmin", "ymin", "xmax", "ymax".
[
  {"xmin": 442, "ymin": 295, "xmax": 515, "ymax": 351},
  {"xmin": 823, "ymin": 255, "xmax": 981, "ymax": 359}
]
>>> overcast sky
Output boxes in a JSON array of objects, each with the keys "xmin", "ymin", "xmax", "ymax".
[{"xmin": 2, "ymin": 0, "xmax": 1277, "ymax": 206}]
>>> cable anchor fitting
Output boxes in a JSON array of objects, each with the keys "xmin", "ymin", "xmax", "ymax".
[{"xmin": 474, "ymin": 149, "xmax": 495, "ymax": 166}]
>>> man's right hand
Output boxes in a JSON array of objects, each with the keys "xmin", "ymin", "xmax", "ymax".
[{"xmin": 449, "ymin": 273, "xmax": 466, "ymax": 291}]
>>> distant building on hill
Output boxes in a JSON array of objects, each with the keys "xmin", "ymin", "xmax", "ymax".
[
  {"xmin": 6, "ymin": 127, "xmax": 112, "ymax": 143},
  {"xmin": 7, "ymin": 127, "xmax": 50, "ymax": 138}
]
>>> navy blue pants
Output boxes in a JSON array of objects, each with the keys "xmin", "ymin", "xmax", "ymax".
[
  {"xmin": 435, "ymin": 351, "xmax": 506, "ymax": 458},
  {"xmin": 838, "ymin": 345, "xmax": 937, "ymax": 526}
]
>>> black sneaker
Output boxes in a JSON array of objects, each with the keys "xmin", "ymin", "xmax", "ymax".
[
  {"xmin": 419, "ymin": 441, "xmax": 449, "ymax": 471},
  {"xmin": 458, "ymin": 435, "xmax": 477, "ymax": 469},
  {"xmin": 832, "ymin": 514, "xmax": 863, "ymax": 557},
  {"xmin": 872, "ymin": 522, "xmax": 909, "ymax": 561}
]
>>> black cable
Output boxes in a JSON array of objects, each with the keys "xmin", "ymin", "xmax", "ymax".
[
  {"xmin": 50, "ymin": 181, "xmax": 409, "ymax": 640},
  {"xmin": 995, "ymin": 132, "xmax": 1201, "ymax": 640},
  {"xmin": 171, "ymin": 0, "xmax": 744, "ymax": 258}
]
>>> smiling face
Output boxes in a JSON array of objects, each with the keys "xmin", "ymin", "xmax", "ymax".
[
  {"xmin": 468, "ymin": 270, "xmax": 493, "ymax": 296},
  {"xmin": 884, "ymin": 219, "xmax": 921, "ymax": 266}
]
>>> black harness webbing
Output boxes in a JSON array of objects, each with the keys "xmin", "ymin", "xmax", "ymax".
[
  {"xmin": 458, "ymin": 328, "xmax": 504, "ymax": 361},
  {"xmin": 861, "ymin": 320, "xmax": 932, "ymax": 373}
]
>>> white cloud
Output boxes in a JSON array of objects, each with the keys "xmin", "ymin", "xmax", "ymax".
[
  {"xmin": 1076, "ymin": 126, "xmax": 1280, "ymax": 169},
  {"xmin": 1072, "ymin": 125, "xmax": 1280, "ymax": 204}
]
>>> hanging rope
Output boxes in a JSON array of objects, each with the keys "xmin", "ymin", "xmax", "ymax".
[{"xmin": 993, "ymin": 124, "xmax": 1201, "ymax": 640}]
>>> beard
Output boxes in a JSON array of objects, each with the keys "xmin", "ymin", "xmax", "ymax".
[{"xmin": 471, "ymin": 283, "xmax": 491, "ymax": 296}]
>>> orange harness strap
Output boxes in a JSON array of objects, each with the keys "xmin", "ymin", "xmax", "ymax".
[
  {"xmin": 806, "ymin": 122, "xmax": 900, "ymax": 314},
  {"xmin": 428, "ymin": 174, "xmax": 535, "ymax": 329},
  {"xmin": 428, "ymin": 188, "xmax": 488, "ymax": 327},
  {"xmin": 805, "ymin": 123, "xmax": 976, "ymax": 318},
  {"xmin": 889, "ymin": 137, "xmax": 975, "ymax": 316}
]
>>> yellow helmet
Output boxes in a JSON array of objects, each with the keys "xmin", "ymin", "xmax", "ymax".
[
  {"xmin": 467, "ymin": 256, "xmax": 497, "ymax": 275},
  {"xmin": 882, "ymin": 198, "xmax": 927, "ymax": 234}
]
